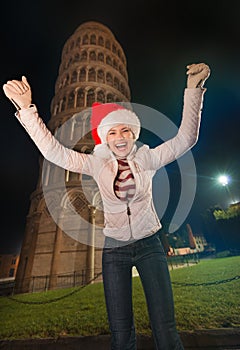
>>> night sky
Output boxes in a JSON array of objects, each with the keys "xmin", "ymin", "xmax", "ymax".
[{"xmin": 0, "ymin": 0, "xmax": 240, "ymax": 253}]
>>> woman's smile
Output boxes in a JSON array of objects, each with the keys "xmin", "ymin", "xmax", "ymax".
[{"xmin": 106, "ymin": 124, "xmax": 135, "ymax": 157}]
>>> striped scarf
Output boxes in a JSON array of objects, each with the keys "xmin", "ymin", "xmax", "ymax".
[{"xmin": 114, "ymin": 159, "xmax": 135, "ymax": 202}]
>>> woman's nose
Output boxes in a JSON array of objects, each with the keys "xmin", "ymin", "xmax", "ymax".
[{"xmin": 116, "ymin": 132, "xmax": 124, "ymax": 139}]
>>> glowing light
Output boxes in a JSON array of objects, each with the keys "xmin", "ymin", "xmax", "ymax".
[{"xmin": 218, "ymin": 175, "xmax": 229, "ymax": 186}]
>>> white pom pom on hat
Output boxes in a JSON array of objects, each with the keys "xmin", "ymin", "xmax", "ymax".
[{"xmin": 91, "ymin": 102, "xmax": 141, "ymax": 144}]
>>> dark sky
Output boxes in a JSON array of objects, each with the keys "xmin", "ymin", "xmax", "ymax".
[{"xmin": 0, "ymin": 0, "xmax": 240, "ymax": 253}]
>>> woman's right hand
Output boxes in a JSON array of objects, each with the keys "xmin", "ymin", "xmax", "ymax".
[
  {"xmin": 3, "ymin": 76, "xmax": 32, "ymax": 110},
  {"xmin": 186, "ymin": 63, "xmax": 210, "ymax": 88}
]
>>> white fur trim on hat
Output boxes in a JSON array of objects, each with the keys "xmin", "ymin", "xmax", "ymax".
[{"xmin": 97, "ymin": 109, "xmax": 141, "ymax": 143}]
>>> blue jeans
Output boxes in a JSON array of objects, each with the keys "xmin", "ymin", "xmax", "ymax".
[{"xmin": 102, "ymin": 231, "xmax": 184, "ymax": 350}]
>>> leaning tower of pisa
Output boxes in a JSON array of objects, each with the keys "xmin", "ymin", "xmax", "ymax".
[{"xmin": 15, "ymin": 21, "xmax": 131, "ymax": 293}]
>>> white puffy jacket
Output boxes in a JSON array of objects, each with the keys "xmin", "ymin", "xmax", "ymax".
[{"xmin": 16, "ymin": 88, "xmax": 205, "ymax": 241}]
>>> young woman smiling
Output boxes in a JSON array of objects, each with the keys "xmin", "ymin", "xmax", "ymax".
[{"xmin": 3, "ymin": 62, "xmax": 210, "ymax": 350}]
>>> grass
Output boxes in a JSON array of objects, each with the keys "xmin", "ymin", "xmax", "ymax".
[
  {"xmin": 170, "ymin": 256, "xmax": 240, "ymax": 330},
  {"xmin": 0, "ymin": 256, "xmax": 239, "ymax": 340}
]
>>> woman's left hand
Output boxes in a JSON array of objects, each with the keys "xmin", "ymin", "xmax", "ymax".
[{"xmin": 186, "ymin": 63, "xmax": 210, "ymax": 88}]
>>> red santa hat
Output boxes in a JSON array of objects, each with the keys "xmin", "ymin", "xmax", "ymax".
[{"xmin": 91, "ymin": 102, "xmax": 141, "ymax": 145}]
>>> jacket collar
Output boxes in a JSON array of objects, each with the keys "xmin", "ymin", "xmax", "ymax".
[{"xmin": 93, "ymin": 143, "xmax": 137, "ymax": 161}]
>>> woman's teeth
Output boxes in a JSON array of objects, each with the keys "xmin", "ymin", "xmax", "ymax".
[{"xmin": 116, "ymin": 142, "xmax": 127, "ymax": 149}]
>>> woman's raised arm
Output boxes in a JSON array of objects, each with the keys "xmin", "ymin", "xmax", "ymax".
[
  {"xmin": 138, "ymin": 63, "xmax": 210, "ymax": 170},
  {"xmin": 3, "ymin": 77, "xmax": 93, "ymax": 175}
]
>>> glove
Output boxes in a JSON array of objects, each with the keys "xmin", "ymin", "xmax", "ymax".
[
  {"xmin": 3, "ymin": 76, "xmax": 32, "ymax": 110},
  {"xmin": 186, "ymin": 63, "xmax": 210, "ymax": 88}
]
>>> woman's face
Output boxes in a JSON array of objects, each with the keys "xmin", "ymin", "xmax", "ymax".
[{"xmin": 106, "ymin": 124, "xmax": 135, "ymax": 157}]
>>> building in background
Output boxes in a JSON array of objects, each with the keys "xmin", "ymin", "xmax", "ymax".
[
  {"xmin": 0, "ymin": 254, "xmax": 20, "ymax": 280},
  {"xmin": 15, "ymin": 21, "xmax": 131, "ymax": 293}
]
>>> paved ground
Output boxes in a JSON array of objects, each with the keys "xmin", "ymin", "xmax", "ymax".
[{"xmin": 0, "ymin": 329, "xmax": 240, "ymax": 349}]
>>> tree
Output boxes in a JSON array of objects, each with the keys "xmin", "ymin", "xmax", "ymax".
[
  {"xmin": 202, "ymin": 203, "xmax": 240, "ymax": 252},
  {"xmin": 200, "ymin": 206, "xmax": 225, "ymax": 252},
  {"xmin": 213, "ymin": 203, "xmax": 240, "ymax": 220}
]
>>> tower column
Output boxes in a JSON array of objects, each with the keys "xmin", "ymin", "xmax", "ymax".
[
  {"xmin": 15, "ymin": 211, "xmax": 41, "ymax": 293},
  {"xmin": 86, "ymin": 205, "xmax": 96, "ymax": 284},
  {"xmin": 49, "ymin": 211, "xmax": 64, "ymax": 290}
]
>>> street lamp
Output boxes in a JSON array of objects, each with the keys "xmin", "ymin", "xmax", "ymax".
[
  {"xmin": 217, "ymin": 174, "xmax": 235, "ymax": 205},
  {"xmin": 218, "ymin": 175, "xmax": 229, "ymax": 187}
]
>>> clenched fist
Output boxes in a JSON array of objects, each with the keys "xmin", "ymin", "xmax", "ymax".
[
  {"xmin": 3, "ymin": 76, "xmax": 32, "ymax": 110},
  {"xmin": 187, "ymin": 63, "xmax": 210, "ymax": 88}
]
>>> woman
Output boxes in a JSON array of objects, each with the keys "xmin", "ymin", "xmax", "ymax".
[{"xmin": 3, "ymin": 62, "xmax": 210, "ymax": 349}]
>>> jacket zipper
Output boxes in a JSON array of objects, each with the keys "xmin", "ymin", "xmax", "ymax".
[{"xmin": 127, "ymin": 203, "xmax": 133, "ymax": 239}]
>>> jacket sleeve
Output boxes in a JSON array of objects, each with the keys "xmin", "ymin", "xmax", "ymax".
[
  {"xmin": 139, "ymin": 88, "xmax": 206, "ymax": 170},
  {"xmin": 15, "ymin": 105, "xmax": 93, "ymax": 175}
]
